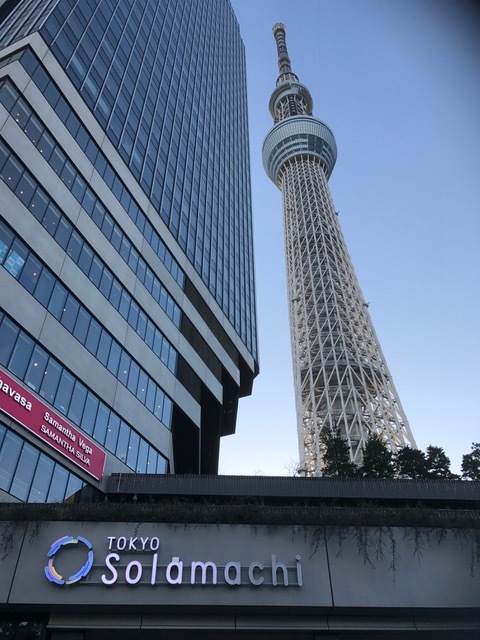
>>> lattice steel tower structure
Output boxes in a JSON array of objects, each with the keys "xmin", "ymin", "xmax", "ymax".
[{"xmin": 263, "ymin": 24, "xmax": 416, "ymax": 475}]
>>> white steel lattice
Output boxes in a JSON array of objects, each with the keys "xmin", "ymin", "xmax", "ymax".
[
  {"xmin": 282, "ymin": 157, "xmax": 415, "ymax": 474},
  {"xmin": 263, "ymin": 23, "xmax": 416, "ymax": 475}
]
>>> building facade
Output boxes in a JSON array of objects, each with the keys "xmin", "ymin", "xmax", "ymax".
[
  {"xmin": 0, "ymin": 0, "xmax": 258, "ymax": 502},
  {"xmin": 263, "ymin": 24, "xmax": 415, "ymax": 475},
  {"xmin": 0, "ymin": 477, "xmax": 479, "ymax": 638}
]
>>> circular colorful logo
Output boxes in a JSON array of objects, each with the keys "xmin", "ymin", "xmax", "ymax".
[{"xmin": 45, "ymin": 535, "xmax": 94, "ymax": 586}]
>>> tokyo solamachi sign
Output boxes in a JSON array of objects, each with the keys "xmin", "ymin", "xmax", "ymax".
[
  {"xmin": 44, "ymin": 532, "xmax": 304, "ymax": 589},
  {"xmin": 8, "ymin": 522, "xmax": 479, "ymax": 610},
  {"xmin": 0, "ymin": 367, "xmax": 106, "ymax": 480}
]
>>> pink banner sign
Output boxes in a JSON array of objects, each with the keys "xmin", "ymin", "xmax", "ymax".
[{"xmin": 0, "ymin": 367, "xmax": 106, "ymax": 481}]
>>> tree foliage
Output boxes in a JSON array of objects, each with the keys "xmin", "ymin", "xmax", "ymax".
[
  {"xmin": 425, "ymin": 445, "xmax": 456, "ymax": 479},
  {"xmin": 319, "ymin": 431, "xmax": 475, "ymax": 481},
  {"xmin": 394, "ymin": 447, "xmax": 428, "ymax": 479},
  {"xmin": 321, "ymin": 429, "xmax": 357, "ymax": 478},
  {"xmin": 461, "ymin": 442, "xmax": 480, "ymax": 480},
  {"xmin": 358, "ymin": 433, "xmax": 394, "ymax": 478}
]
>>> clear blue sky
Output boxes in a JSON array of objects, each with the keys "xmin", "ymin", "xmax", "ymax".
[{"xmin": 220, "ymin": 0, "xmax": 480, "ymax": 475}]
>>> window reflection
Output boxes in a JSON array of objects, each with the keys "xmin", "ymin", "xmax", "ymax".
[{"xmin": 0, "ymin": 314, "xmax": 168, "ymax": 475}]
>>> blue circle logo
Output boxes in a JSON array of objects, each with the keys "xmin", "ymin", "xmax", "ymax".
[{"xmin": 45, "ymin": 535, "xmax": 94, "ymax": 585}]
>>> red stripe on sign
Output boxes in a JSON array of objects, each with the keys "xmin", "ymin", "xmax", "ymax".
[{"xmin": 0, "ymin": 367, "xmax": 106, "ymax": 481}]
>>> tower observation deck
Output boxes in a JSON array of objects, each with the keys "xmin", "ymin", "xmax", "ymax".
[{"xmin": 263, "ymin": 23, "xmax": 416, "ymax": 475}]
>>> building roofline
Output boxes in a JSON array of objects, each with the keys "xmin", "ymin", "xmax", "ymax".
[{"xmin": 107, "ymin": 474, "xmax": 480, "ymax": 505}]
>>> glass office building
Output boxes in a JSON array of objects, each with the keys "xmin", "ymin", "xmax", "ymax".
[{"xmin": 0, "ymin": 0, "xmax": 258, "ymax": 502}]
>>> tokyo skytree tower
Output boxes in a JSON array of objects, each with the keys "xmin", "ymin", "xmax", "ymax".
[{"xmin": 263, "ymin": 24, "xmax": 416, "ymax": 475}]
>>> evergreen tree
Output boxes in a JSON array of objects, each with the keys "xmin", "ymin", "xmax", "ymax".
[
  {"xmin": 425, "ymin": 445, "xmax": 457, "ymax": 479},
  {"xmin": 394, "ymin": 447, "xmax": 428, "ymax": 479},
  {"xmin": 321, "ymin": 429, "xmax": 357, "ymax": 478},
  {"xmin": 461, "ymin": 442, "xmax": 480, "ymax": 480},
  {"xmin": 359, "ymin": 433, "xmax": 394, "ymax": 478}
]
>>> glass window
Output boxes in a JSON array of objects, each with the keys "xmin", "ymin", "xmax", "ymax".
[
  {"xmin": 85, "ymin": 138, "xmax": 98, "ymax": 163},
  {"xmin": 110, "ymin": 279, "xmax": 122, "ymax": 309},
  {"xmin": 118, "ymin": 290, "xmax": 130, "ymax": 319},
  {"xmin": 136, "ymin": 259, "xmax": 146, "ymax": 283},
  {"xmin": 8, "ymin": 333, "xmax": 34, "ymax": 379},
  {"xmin": 147, "ymin": 447, "xmax": 157, "ymax": 474},
  {"xmin": 163, "ymin": 397, "xmax": 173, "ymax": 428},
  {"xmin": 0, "ymin": 81, "xmax": 17, "ymax": 111},
  {"xmin": 78, "ymin": 243, "xmax": 93, "ymax": 274},
  {"xmin": 104, "ymin": 412, "xmax": 119, "ymax": 453},
  {"xmin": 54, "ymin": 216, "xmax": 73, "ymax": 249},
  {"xmin": 75, "ymin": 127, "xmax": 89, "ymax": 152},
  {"xmin": 106, "ymin": 341, "xmax": 121, "ymax": 375},
  {"xmin": 5, "ymin": 239, "xmax": 27, "ymax": 277},
  {"xmin": 153, "ymin": 331, "xmax": 162, "ymax": 357},
  {"xmin": 28, "ymin": 454, "xmax": 54, "ymax": 502},
  {"xmin": 116, "ymin": 422, "xmax": 130, "ymax": 463},
  {"xmin": 25, "ymin": 345, "xmax": 49, "ymax": 392},
  {"xmin": 145, "ymin": 379, "xmax": 156, "ymax": 412},
  {"xmin": 1, "ymin": 154, "xmax": 23, "ymax": 189},
  {"xmin": 46, "ymin": 464, "xmax": 69, "ymax": 503},
  {"xmin": 110, "ymin": 225, "xmax": 122, "ymax": 251},
  {"xmin": 168, "ymin": 349, "xmax": 177, "ymax": 372},
  {"xmin": 40, "ymin": 358, "xmax": 62, "ymax": 404},
  {"xmin": 128, "ymin": 245, "xmax": 139, "ymax": 271},
  {"xmin": 137, "ymin": 370, "xmax": 148, "ymax": 404},
  {"xmin": 0, "ymin": 316, "xmax": 19, "ymax": 366},
  {"xmin": 96, "ymin": 332, "xmax": 112, "ymax": 366},
  {"xmin": 29, "ymin": 188, "xmax": 49, "ymax": 221},
  {"xmin": 31, "ymin": 61, "xmax": 48, "ymax": 90},
  {"xmin": 82, "ymin": 188, "xmax": 96, "ymax": 214},
  {"xmin": 126, "ymin": 431, "xmax": 139, "ymax": 469},
  {"xmin": 101, "ymin": 213, "xmax": 114, "ymax": 239},
  {"xmin": 20, "ymin": 49, "xmax": 39, "ymax": 76},
  {"xmin": 144, "ymin": 321, "xmax": 154, "ymax": 349},
  {"xmin": 137, "ymin": 310, "xmax": 147, "ymax": 340},
  {"xmin": 119, "ymin": 236, "xmax": 130, "ymax": 262},
  {"xmin": 10, "ymin": 442, "xmax": 39, "ymax": 502},
  {"xmin": 66, "ymin": 230, "xmax": 82, "ymax": 262},
  {"xmin": 136, "ymin": 439, "xmax": 148, "ymax": 473},
  {"xmin": 81, "ymin": 391, "xmax": 99, "ymax": 436},
  {"xmin": 18, "ymin": 253, "xmax": 42, "ymax": 294},
  {"xmin": 89, "ymin": 256, "xmax": 103, "ymax": 285},
  {"xmin": 65, "ymin": 474, "xmax": 84, "ymax": 502},
  {"xmin": 16, "ymin": 172, "xmax": 36, "ymax": 206},
  {"xmin": 127, "ymin": 361, "xmax": 140, "ymax": 395},
  {"xmin": 153, "ymin": 388, "xmax": 164, "ymax": 421},
  {"xmin": 99, "ymin": 268, "xmax": 113, "ymax": 297},
  {"xmin": 37, "ymin": 130, "xmax": 55, "ymax": 160},
  {"xmin": 91, "ymin": 200, "xmax": 105, "ymax": 227},
  {"xmin": 117, "ymin": 352, "xmax": 130, "ymax": 385},
  {"xmin": 55, "ymin": 97, "xmax": 69, "ymax": 123},
  {"xmin": 160, "ymin": 340, "xmax": 170, "ymax": 366},
  {"xmin": 156, "ymin": 455, "xmax": 168, "ymax": 474},
  {"xmin": 128, "ymin": 301, "xmax": 139, "ymax": 327},
  {"xmin": 54, "ymin": 370, "xmax": 75, "ymax": 414},
  {"xmin": 49, "ymin": 146, "xmax": 66, "ymax": 175},
  {"xmin": 85, "ymin": 318, "xmax": 102, "ymax": 353},
  {"xmin": 0, "ymin": 430, "xmax": 22, "ymax": 491},
  {"xmin": 73, "ymin": 307, "xmax": 90, "ymax": 343},
  {"xmin": 65, "ymin": 111, "xmax": 80, "ymax": 138},
  {"xmin": 68, "ymin": 381, "xmax": 87, "ymax": 424},
  {"xmin": 33, "ymin": 265, "xmax": 55, "ymax": 308},
  {"xmin": 93, "ymin": 402, "xmax": 109, "ymax": 445},
  {"xmin": 0, "ymin": 221, "xmax": 14, "ymax": 263},
  {"xmin": 48, "ymin": 282, "xmax": 68, "ymax": 319},
  {"xmin": 143, "ymin": 269, "xmax": 154, "ymax": 294},
  {"xmin": 60, "ymin": 295, "xmax": 80, "ymax": 332}
]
